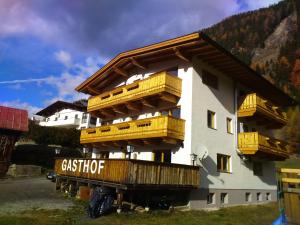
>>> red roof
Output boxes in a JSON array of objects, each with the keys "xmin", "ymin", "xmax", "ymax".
[{"xmin": 0, "ymin": 106, "xmax": 28, "ymax": 132}]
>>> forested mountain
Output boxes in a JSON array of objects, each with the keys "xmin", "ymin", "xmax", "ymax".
[{"xmin": 204, "ymin": 0, "xmax": 300, "ymax": 151}]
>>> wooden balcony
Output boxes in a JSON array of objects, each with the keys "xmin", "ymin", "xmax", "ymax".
[
  {"xmin": 80, "ymin": 115, "xmax": 185, "ymax": 148},
  {"xmin": 238, "ymin": 132, "xmax": 291, "ymax": 160},
  {"xmin": 54, "ymin": 158, "xmax": 200, "ymax": 189},
  {"xmin": 238, "ymin": 93, "xmax": 287, "ymax": 128},
  {"xmin": 87, "ymin": 71, "xmax": 182, "ymax": 120}
]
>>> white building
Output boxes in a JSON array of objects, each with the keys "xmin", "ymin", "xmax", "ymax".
[
  {"xmin": 64, "ymin": 32, "xmax": 294, "ymax": 209},
  {"xmin": 36, "ymin": 100, "xmax": 97, "ymax": 130}
]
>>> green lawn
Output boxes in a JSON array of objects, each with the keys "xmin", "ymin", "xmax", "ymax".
[{"xmin": 0, "ymin": 202, "xmax": 279, "ymax": 225}]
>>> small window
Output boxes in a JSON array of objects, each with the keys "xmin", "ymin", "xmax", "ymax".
[
  {"xmin": 75, "ymin": 114, "xmax": 78, "ymax": 119},
  {"xmin": 217, "ymin": 154, "xmax": 231, "ymax": 173},
  {"xmin": 257, "ymin": 192, "xmax": 262, "ymax": 201},
  {"xmin": 54, "ymin": 117, "xmax": 58, "ymax": 121},
  {"xmin": 202, "ymin": 70, "xmax": 218, "ymax": 89},
  {"xmin": 245, "ymin": 192, "xmax": 252, "ymax": 202},
  {"xmin": 64, "ymin": 116, "xmax": 68, "ymax": 120},
  {"xmin": 82, "ymin": 113, "xmax": 88, "ymax": 123},
  {"xmin": 220, "ymin": 193, "xmax": 228, "ymax": 204},
  {"xmin": 46, "ymin": 118, "xmax": 49, "ymax": 122},
  {"xmin": 226, "ymin": 118, "xmax": 233, "ymax": 134},
  {"xmin": 207, "ymin": 193, "xmax": 215, "ymax": 204},
  {"xmin": 172, "ymin": 107, "xmax": 181, "ymax": 118},
  {"xmin": 266, "ymin": 193, "xmax": 271, "ymax": 201},
  {"xmin": 253, "ymin": 162, "xmax": 263, "ymax": 176},
  {"xmin": 207, "ymin": 110, "xmax": 216, "ymax": 129},
  {"xmin": 90, "ymin": 117, "xmax": 97, "ymax": 125}
]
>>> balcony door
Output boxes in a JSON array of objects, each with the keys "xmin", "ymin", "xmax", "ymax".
[{"xmin": 153, "ymin": 150, "xmax": 171, "ymax": 163}]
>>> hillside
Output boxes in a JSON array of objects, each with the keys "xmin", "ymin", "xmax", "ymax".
[
  {"xmin": 205, "ymin": 0, "xmax": 299, "ymax": 100},
  {"xmin": 204, "ymin": 0, "xmax": 300, "ymax": 151}
]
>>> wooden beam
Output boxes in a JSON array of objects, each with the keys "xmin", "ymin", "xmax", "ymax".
[
  {"xmin": 114, "ymin": 67, "xmax": 129, "ymax": 77},
  {"xmin": 143, "ymin": 139, "xmax": 161, "ymax": 146},
  {"xmin": 112, "ymin": 106, "xmax": 128, "ymax": 115},
  {"xmin": 87, "ymin": 86, "xmax": 100, "ymax": 95},
  {"xmin": 141, "ymin": 98, "xmax": 157, "ymax": 108},
  {"xmin": 101, "ymin": 109, "xmax": 115, "ymax": 117},
  {"xmin": 128, "ymin": 140, "xmax": 144, "ymax": 147},
  {"xmin": 162, "ymin": 138, "xmax": 178, "ymax": 145},
  {"xmin": 160, "ymin": 94, "xmax": 178, "ymax": 104},
  {"xmin": 126, "ymin": 102, "xmax": 142, "ymax": 112},
  {"xmin": 130, "ymin": 57, "xmax": 147, "ymax": 69},
  {"xmin": 173, "ymin": 47, "xmax": 189, "ymax": 62}
]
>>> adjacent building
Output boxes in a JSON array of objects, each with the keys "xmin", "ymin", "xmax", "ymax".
[
  {"xmin": 56, "ymin": 32, "xmax": 295, "ymax": 209},
  {"xmin": 36, "ymin": 100, "xmax": 97, "ymax": 130}
]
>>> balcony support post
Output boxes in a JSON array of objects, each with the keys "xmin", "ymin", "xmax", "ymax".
[{"xmin": 116, "ymin": 189, "xmax": 124, "ymax": 213}]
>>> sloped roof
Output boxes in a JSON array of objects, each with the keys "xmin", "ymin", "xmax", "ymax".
[
  {"xmin": 36, "ymin": 101, "xmax": 86, "ymax": 117},
  {"xmin": 76, "ymin": 32, "xmax": 295, "ymax": 106}
]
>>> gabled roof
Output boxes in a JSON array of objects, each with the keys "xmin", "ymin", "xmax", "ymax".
[
  {"xmin": 76, "ymin": 32, "xmax": 296, "ymax": 106},
  {"xmin": 36, "ymin": 101, "xmax": 86, "ymax": 117}
]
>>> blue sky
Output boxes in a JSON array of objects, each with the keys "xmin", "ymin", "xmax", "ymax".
[{"xmin": 0, "ymin": 0, "xmax": 281, "ymax": 116}]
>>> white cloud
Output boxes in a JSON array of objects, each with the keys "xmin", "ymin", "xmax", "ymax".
[
  {"xmin": 54, "ymin": 50, "xmax": 72, "ymax": 67},
  {"xmin": 0, "ymin": 99, "xmax": 42, "ymax": 117}
]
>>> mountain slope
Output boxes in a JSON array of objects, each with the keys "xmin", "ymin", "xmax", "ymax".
[
  {"xmin": 204, "ymin": 0, "xmax": 299, "ymax": 100},
  {"xmin": 204, "ymin": 0, "xmax": 300, "ymax": 150}
]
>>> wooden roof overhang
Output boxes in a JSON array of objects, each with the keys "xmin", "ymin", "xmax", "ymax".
[
  {"xmin": 76, "ymin": 32, "xmax": 295, "ymax": 107},
  {"xmin": 36, "ymin": 101, "xmax": 87, "ymax": 117}
]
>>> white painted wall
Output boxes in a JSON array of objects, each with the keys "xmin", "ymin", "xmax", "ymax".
[{"xmin": 190, "ymin": 58, "xmax": 276, "ymax": 190}]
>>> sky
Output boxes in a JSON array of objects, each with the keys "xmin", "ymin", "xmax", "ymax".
[{"xmin": 0, "ymin": 0, "xmax": 281, "ymax": 116}]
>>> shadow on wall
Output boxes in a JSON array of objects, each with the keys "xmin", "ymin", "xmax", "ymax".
[
  {"xmin": 193, "ymin": 59, "xmax": 235, "ymax": 115},
  {"xmin": 241, "ymin": 157, "xmax": 277, "ymax": 186},
  {"xmin": 200, "ymin": 155, "xmax": 222, "ymax": 189}
]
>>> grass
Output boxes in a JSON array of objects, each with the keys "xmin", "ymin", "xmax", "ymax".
[{"xmin": 0, "ymin": 202, "xmax": 279, "ymax": 225}]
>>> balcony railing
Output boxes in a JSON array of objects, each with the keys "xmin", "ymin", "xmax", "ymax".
[
  {"xmin": 80, "ymin": 115, "xmax": 185, "ymax": 146},
  {"xmin": 238, "ymin": 93, "xmax": 287, "ymax": 128},
  {"xmin": 238, "ymin": 132, "xmax": 291, "ymax": 160},
  {"xmin": 87, "ymin": 71, "xmax": 182, "ymax": 118},
  {"xmin": 55, "ymin": 158, "xmax": 200, "ymax": 188}
]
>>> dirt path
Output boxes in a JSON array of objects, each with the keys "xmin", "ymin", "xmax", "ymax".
[{"xmin": 0, "ymin": 176, "xmax": 74, "ymax": 213}]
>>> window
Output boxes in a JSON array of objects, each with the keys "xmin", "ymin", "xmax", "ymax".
[
  {"xmin": 46, "ymin": 118, "xmax": 50, "ymax": 122},
  {"xmin": 172, "ymin": 107, "xmax": 181, "ymax": 118},
  {"xmin": 220, "ymin": 193, "xmax": 228, "ymax": 204},
  {"xmin": 207, "ymin": 193, "xmax": 215, "ymax": 204},
  {"xmin": 245, "ymin": 192, "xmax": 252, "ymax": 202},
  {"xmin": 75, "ymin": 114, "xmax": 78, "ymax": 119},
  {"xmin": 266, "ymin": 193, "xmax": 271, "ymax": 201},
  {"xmin": 82, "ymin": 113, "xmax": 88, "ymax": 123},
  {"xmin": 257, "ymin": 192, "xmax": 262, "ymax": 201},
  {"xmin": 64, "ymin": 116, "xmax": 68, "ymax": 120},
  {"xmin": 217, "ymin": 154, "xmax": 231, "ymax": 173},
  {"xmin": 54, "ymin": 117, "xmax": 58, "ymax": 121},
  {"xmin": 253, "ymin": 162, "xmax": 263, "ymax": 176},
  {"xmin": 207, "ymin": 110, "xmax": 216, "ymax": 129},
  {"xmin": 90, "ymin": 117, "xmax": 97, "ymax": 125},
  {"xmin": 202, "ymin": 70, "xmax": 218, "ymax": 89},
  {"xmin": 226, "ymin": 118, "xmax": 233, "ymax": 134}
]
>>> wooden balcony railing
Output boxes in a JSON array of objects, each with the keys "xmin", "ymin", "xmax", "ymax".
[
  {"xmin": 238, "ymin": 132, "xmax": 291, "ymax": 160},
  {"xmin": 80, "ymin": 115, "xmax": 185, "ymax": 146},
  {"xmin": 87, "ymin": 71, "xmax": 182, "ymax": 119},
  {"xmin": 238, "ymin": 93, "xmax": 287, "ymax": 128},
  {"xmin": 55, "ymin": 158, "xmax": 200, "ymax": 189}
]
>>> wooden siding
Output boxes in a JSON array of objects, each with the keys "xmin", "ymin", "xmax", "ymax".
[
  {"xmin": 55, "ymin": 158, "xmax": 200, "ymax": 188},
  {"xmin": 238, "ymin": 132, "xmax": 291, "ymax": 160},
  {"xmin": 278, "ymin": 168, "xmax": 300, "ymax": 225},
  {"xmin": 80, "ymin": 115, "xmax": 185, "ymax": 144},
  {"xmin": 87, "ymin": 71, "xmax": 181, "ymax": 113},
  {"xmin": 238, "ymin": 93, "xmax": 287, "ymax": 127}
]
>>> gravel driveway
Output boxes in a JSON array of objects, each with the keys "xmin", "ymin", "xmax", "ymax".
[{"xmin": 0, "ymin": 176, "xmax": 74, "ymax": 213}]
